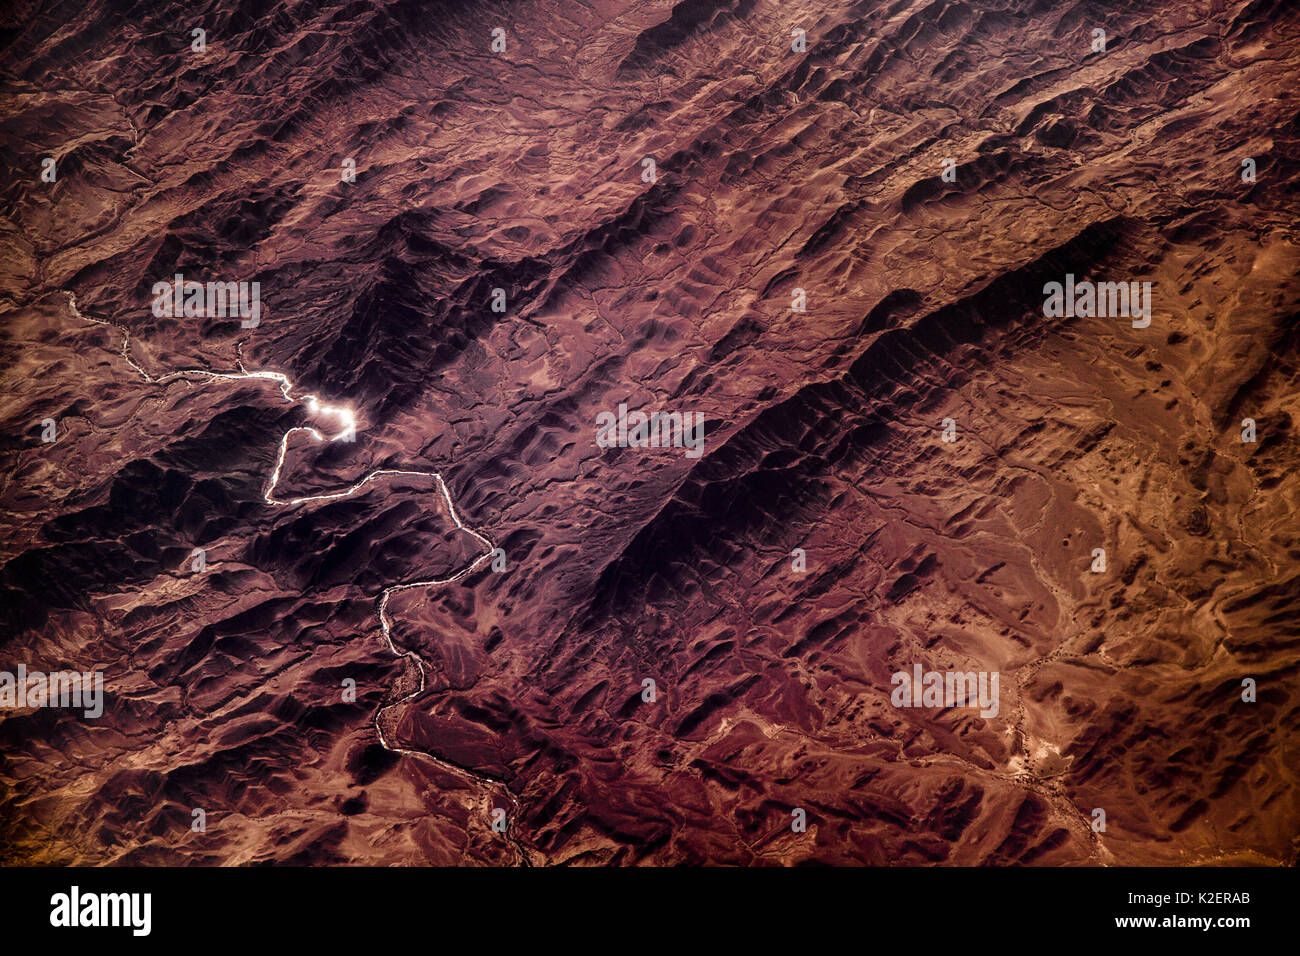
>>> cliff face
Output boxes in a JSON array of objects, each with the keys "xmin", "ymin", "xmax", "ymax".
[{"xmin": 1, "ymin": 0, "xmax": 1297, "ymax": 865}]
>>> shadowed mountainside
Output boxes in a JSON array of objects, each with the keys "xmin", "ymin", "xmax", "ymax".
[{"xmin": 1, "ymin": 0, "xmax": 1298, "ymax": 865}]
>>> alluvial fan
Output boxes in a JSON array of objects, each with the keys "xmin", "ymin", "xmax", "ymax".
[{"xmin": 1, "ymin": 0, "xmax": 1298, "ymax": 865}]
